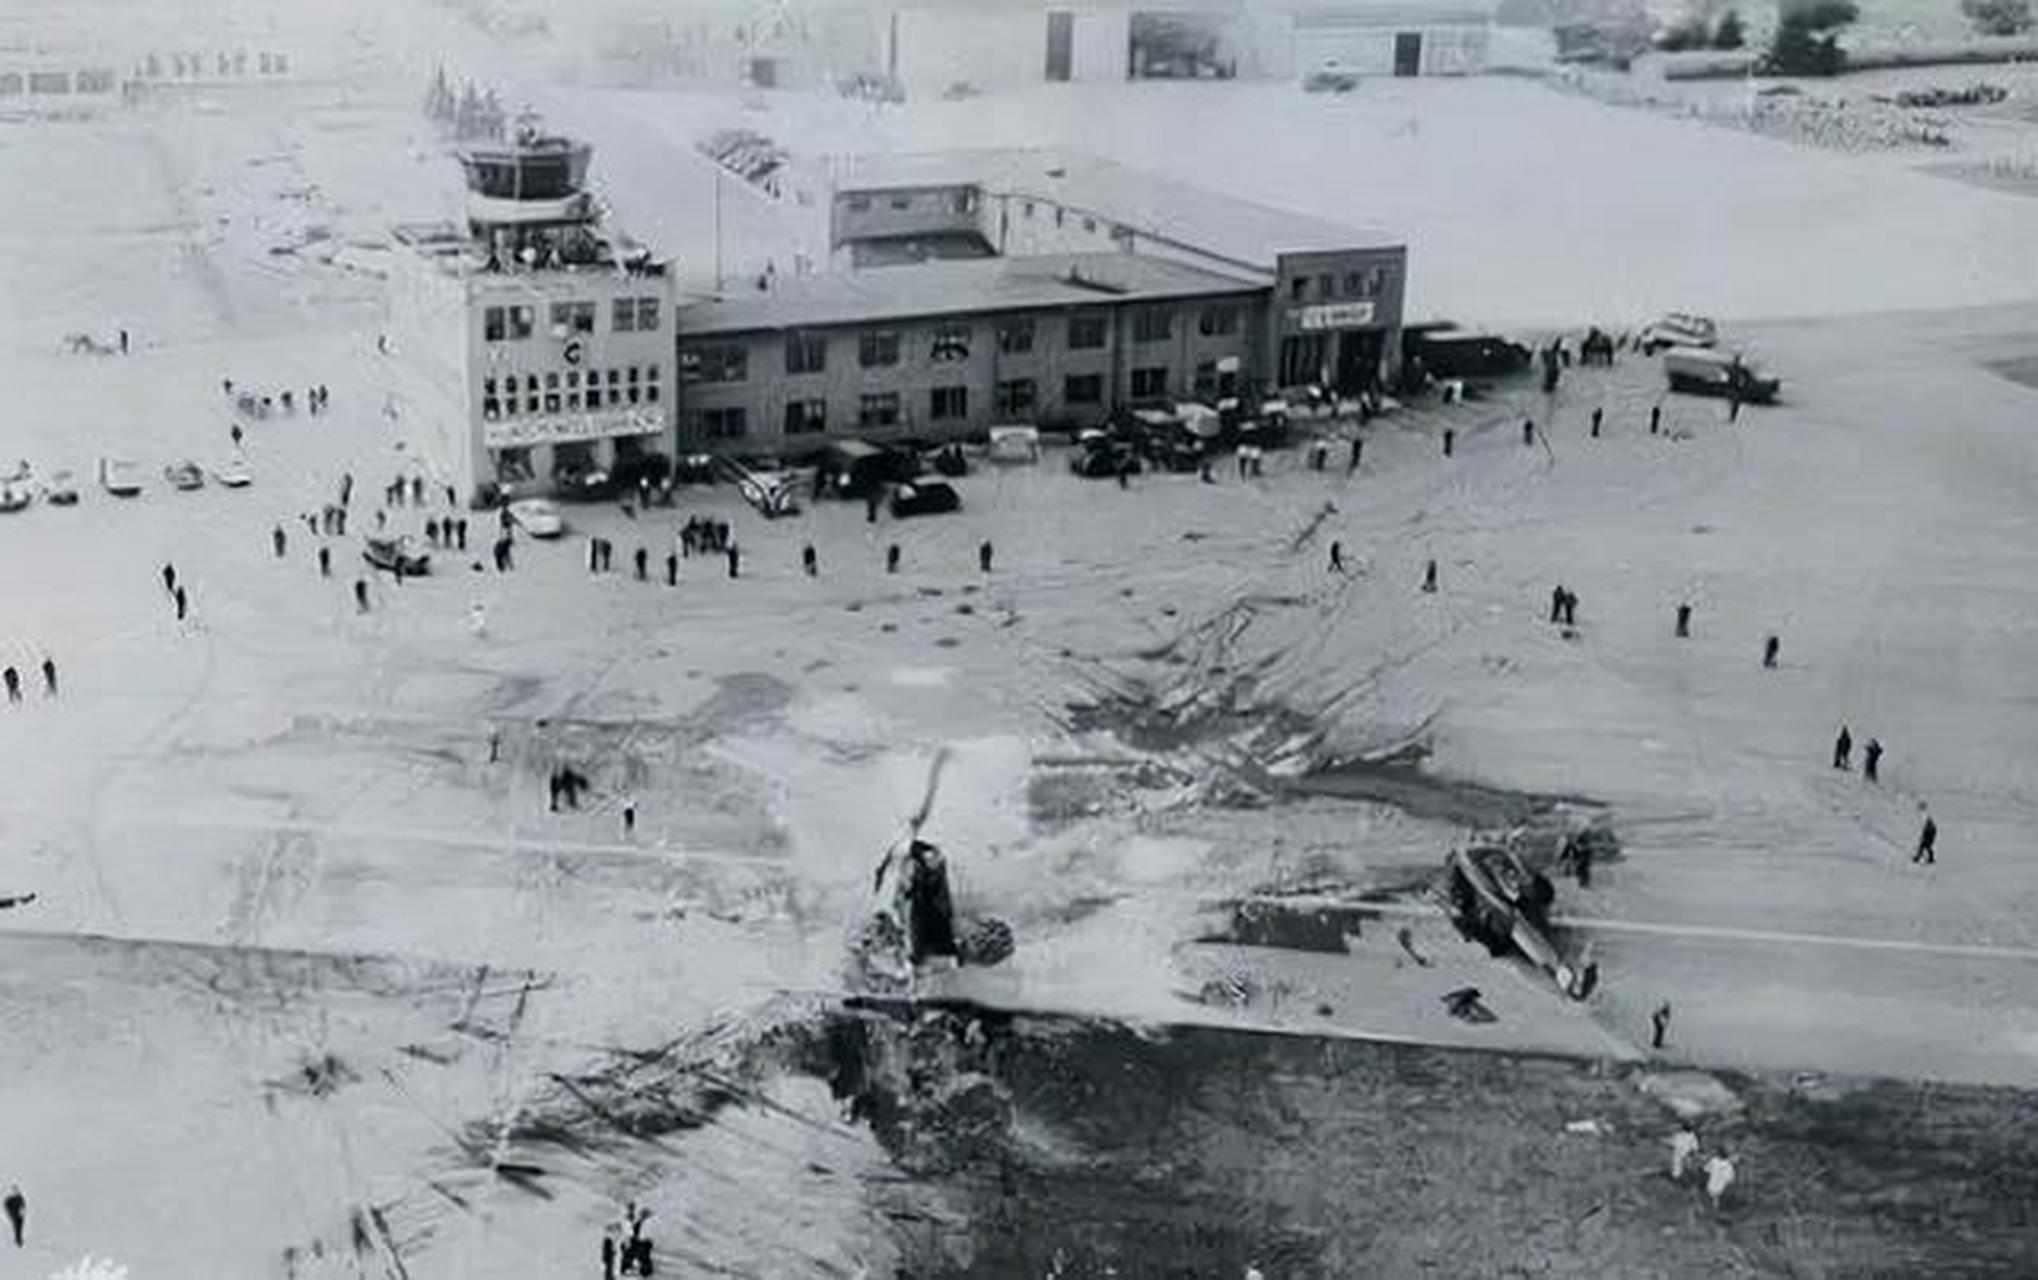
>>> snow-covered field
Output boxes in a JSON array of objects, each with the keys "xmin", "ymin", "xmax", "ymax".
[{"xmin": 5, "ymin": 7, "xmax": 2038, "ymax": 1273}]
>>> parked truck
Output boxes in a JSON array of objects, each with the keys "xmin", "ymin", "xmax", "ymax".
[{"xmin": 1662, "ymin": 346, "xmax": 1780, "ymax": 404}]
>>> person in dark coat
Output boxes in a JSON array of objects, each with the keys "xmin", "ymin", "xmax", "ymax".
[
  {"xmin": 588, "ymin": 538, "xmax": 600, "ymax": 574},
  {"xmin": 4, "ymin": 1184, "xmax": 23, "ymax": 1247},
  {"xmin": 1329, "ymin": 540, "xmax": 1345, "ymax": 573},
  {"xmin": 41, "ymin": 657, "xmax": 56, "ymax": 697},
  {"xmin": 1590, "ymin": 407, "xmax": 1603, "ymax": 438},
  {"xmin": 886, "ymin": 543, "xmax": 901, "ymax": 574},
  {"xmin": 602, "ymin": 1231, "xmax": 618, "ymax": 1280},
  {"xmin": 1675, "ymin": 602, "xmax": 1692, "ymax": 638},
  {"xmin": 174, "ymin": 585, "xmax": 188, "ymax": 621},
  {"xmin": 1649, "ymin": 404, "xmax": 1662, "ymax": 435},
  {"xmin": 1522, "ymin": 418, "xmax": 1536, "ymax": 447},
  {"xmin": 634, "ymin": 545, "xmax": 648, "ymax": 581},
  {"xmin": 802, "ymin": 544, "xmax": 817, "ymax": 577},
  {"xmin": 903, "ymin": 840, "xmax": 959, "ymax": 966},
  {"xmin": 978, "ymin": 540, "xmax": 993, "ymax": 573},
  {"xmin": 1550, "ymin": 586, "xmax": 1566, "ymax": 624},
  {"xmin": 726, "ymin": 543, "xmax": 740, "ymax": 579},
  {"xmin": 425, "ymin": 518, "xmax": 440, "ymax": 547},
  {"xmin": 1650, "ymin": 1002, "xmax": 1672, "ymax": 1050},
  {"xmin": 1832, "ymin": 726, "xmax": 1853, "ymax": 770},
  {"xmin": 1763, "ymin": 634, "xmax": 1780, "ymax": 669},
  {"xmin": 1422, "ymin": 559, "xmax": 1438, "ymax": 593},
  {"xmin": 1914, "ymin": 814, "xmax": 1938, "ymax": 865},
  {"xmin": 353, "ymin": 579, "xmax": 368, "ymax": 613},
  {"xmin": 2, "ymin": 667, "xmax": 18, "ymax": 704},
  {"xmin": 318, "ymin": 545, "xmax": 331, "ymax": 577},
  {"xmin": 1348, "ymin": 437, "xmax": 1364, "ymax": 472},
  {"xmin": 1563, "ymin": 590, "xmax": 1577, "ymax": 626},
  {"xmin": 163, "ymin": 563, "xmax": 177, "ymax": 595},
  {"xmin": 665, "ymin": 552, "xmax": 678, "ymax": 586},
  {"xmin": 1863, "ymin": 738, "xmax": 1883, "ymax": 782},
  {"xmin": 1442, "ymin": 429, "xmax": 1455, "ymax": 458}
]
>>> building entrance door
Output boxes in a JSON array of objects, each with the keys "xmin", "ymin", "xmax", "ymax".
[
  {"xmin": 1334, "ymin": 330, "xmax": 1384, "ymax": 393},
  {"xmin": 1393, "ymin": 32, "xmax": 1422, "ymax": 76},
  {"xmin": 1046, "ymin": 11, "xmax": 1074, "ymax": 81}
]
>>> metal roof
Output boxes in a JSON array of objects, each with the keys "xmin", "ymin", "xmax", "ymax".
[
  {"xmin": 679, "ymin": 251, "xmax": 1267, "ymax": 336},
  {"xmin": 826, "ymin": 147, "xmax": 1401, "ymax": 272}
]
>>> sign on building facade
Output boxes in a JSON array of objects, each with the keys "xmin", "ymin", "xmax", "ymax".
[{"xmin": 482, "ymin": 406, "xmax": 664, "ymax": 449}]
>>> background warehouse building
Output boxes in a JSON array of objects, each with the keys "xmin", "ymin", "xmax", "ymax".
[
  {"xmin": 879, "ymin": 0, "xmax": 1497, "ymax": 91},
  {"xmin": 675, "ymin": 149, "xmax": 1405, "ymax": 450}
]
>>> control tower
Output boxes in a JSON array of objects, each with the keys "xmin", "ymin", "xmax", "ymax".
[{"xmin": 387, "ymin": 120, "xmax": 675, "ymax": 506}]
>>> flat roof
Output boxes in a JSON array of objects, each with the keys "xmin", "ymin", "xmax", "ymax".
[
  {"xmin": 829, "ymin": 147, "xmax": 1401, "ymax": 269},
  {"xmin": 680, "ymin": 252, "xmax": 1267, "ymax": 336}
]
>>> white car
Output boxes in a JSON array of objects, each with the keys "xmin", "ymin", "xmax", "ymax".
[
  {"xmin": 98, "ymin": 457, "xmax": 143, "ymax": 496},
  {"xmin": 212, "ymin": 457, "xmax": 253, "ymax": 488},
  {"xmin": 163, "ymin": 459, "xmax": 205, "ymax": 491},
  {"xmin": 507, "ymin": 497, "xmax": 564, "ymax": 538},
  {"xmin": 1639, "ymin": 312, "xmax": 1718, "ymax": 354}
]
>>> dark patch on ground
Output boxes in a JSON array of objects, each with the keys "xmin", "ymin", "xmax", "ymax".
[{"xmin": 1294, "ymin": 748, "xmax": 1598, "ymax": 830}]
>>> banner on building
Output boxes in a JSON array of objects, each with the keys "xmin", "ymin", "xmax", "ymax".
[
  {"xmin": 483, "ymin": 406, "xmax": 664, "ymax": 449},
  {"xmin": 1296, "ymin": 302, "xmax": 1376, "ymax": 331}
]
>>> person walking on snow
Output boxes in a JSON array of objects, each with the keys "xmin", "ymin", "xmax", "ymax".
[
  {"xmin": 1650, "ymin": 1001, "xmax": 1672, "ymax": 1050},
  {"xmin": 1833, "ymin": 726, "xmax": 1852, "ymax": 770},
  {"xmin": 1863, "ymin": 737, "xmax": 1883, "ymax": 782},
  {"xmin": 41, "ymin": 656, "xmax": 56, "ymax": 698},
  {"xmin": 1763, "ymin": 634, "xmax": 1780, "ymax": 669},
  {"xmin": 634, "ymin": 545, "xmax": 648, "ymax": 581},
  {"xmin": 163, "ymin": 563, "xmax": 177, "ymax": 595},
  {"xmin": 353, "ymin": 579, "xmax": 369, "ymax": 614},
  {"xmin": 1349, "ymin": 437, "xmax": 1364, "ymax": 472},
  {"xmin": 726, "ymin": 542, "xmax": 740, "ymax": 580},
  {"xmin": 2, "ymin": 667, "xmax": 18, "ymax": 704},
  {"xmin": 1914, "ymin": 813, "xmax": 1938, "ymax": 865},
  {"xmin": 887, "ymin": 543, "xmax": 901, "ymax": 575},
  {"xmin": 978, "ymin": 540, "xmax": 994, "ymax": 573},
  {"xmin": 665, "ymin": 552, "xmax": 678, "ymax": 586},
  {"xmin": 1675, "ymin": 602, "xmax": 1692, "ymax": 638},
  {"xmin": 4, "ymin": 1184, "xmax": 22, "ymax": 1247},
  {"xmin": 273, "ymin": 525, "xmax": 287, "ymax": 558},
  {"xmin": 1329, "ymin": 540, "xmax": 1345, "ymax": 573},
  {"xmin": 174, "ymin": 585, "xmax": 188, "ymax": 621},
  {"xmin": 1590, "ymin": 406, "xmax": 1603, "ymax": 438},
  {"xmin": 802, "ymin": 543, "xmax": 817, "ymax": 577},
  {"xmin": 1422, "ymin": 559, "xmax": 1438, "ymax": 593}
]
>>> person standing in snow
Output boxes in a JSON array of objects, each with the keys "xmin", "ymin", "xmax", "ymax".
[
  {"xmin": 1330, "ymin": 540, "xmax": 1345, "ymax": 574},
  {"xmin": 665, "ymin": 552, "xmax": 678, "ymax": 586},
  {"xmin": 1443, "ymin": 428, "xmax": 1455, "ymax": 458},
  {"xmin": 174, "ymin": 585, "xmax": 189, "ymax": 621},
  {"xmin": 4, "ymin": 1184, "xmax": 22, "ymax": 1247},
  {"xmin": 1669, "ymin": 1129, "xmax": 1699, "ymax": 1181},
  {"xmin": 887, "ymin": 543, "xmax": 901, "ymax": 575},
  {"xmin": 1649, "ymin": 404, "xmax": 1662, "ymax": 435},
  {"xmin": 1422, "ymin": 559, "xmax": 1438, "ymax": 593},
  {"xmin": 1675, "ymin": 602, "xmax": 1692, "ymax": 638},
  {"xmin": 2, "ymin": 667, "xmax": 18, "ymax": 704},
  {"xmin": 1650, "ymin": 1001, "xmax": 1672, "ymax": 1050},
  {"xmin": 273, "ymin": 524, "xmax": 287, "ymax": 558},
  {"xmin": 978, "ymin": 540, "xmax": 994, "ymax": 573},
  {"xmin": 353, "ymin": 579, "xmax": 369, "ymax": 614},
  {"xmin": 41, "ymin": 656, "xmax": 56, "ymax": 698},
  {"xmin": 1763, "ymin": 634, "xmax": 1780, "ymax": 669},
  {"xmin": 1522, "ymin": 418, "xmax": 1535, "ymax": 447},
  {"xmin": 1349, "ymin": 436, "xmax": 1364, "ymax": 473},
  {"xmin": 1704, "ymin": 1152, "xmax": 1736, "ymax": 1211},
  {"xmin": 1550, "ymin": 585, "xmax": 1566, "ymax": 624},
  {"xmin": 802, "ymin": 543, "xmax": 817, "ymax": 577},
  {"xmin": 1590, "ymin": 407, "xmax": 1603, "ymax": 438},
  {"xmin": 634, "ymin": 545, "xmax": 648, "ymax": 581},
  {"xmin": 1833, "ymin": 726, "xmax": 1853, "ymax": 770},
  {"xmin": 1863, "ymin": 738, "xmax": 1883, "ymax": 782}
]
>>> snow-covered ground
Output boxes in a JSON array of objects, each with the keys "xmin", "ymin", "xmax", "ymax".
[{"xmin": 6, "ymin": 11, "xmax": 2038, "ymax": 1274}]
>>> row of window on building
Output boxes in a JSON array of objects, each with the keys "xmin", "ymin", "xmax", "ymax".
[
  {"xmin": 482, "ymin": 365, "xmax": 662, "ymax": 420},
  {"xmin": 683, "ymin": 304, "xmax": 1243, "ymax": 386},
  {"xmin": 1287, "ymin": 267, "xmax": 1390, "ymax": 304},
  {"xmin": 694, "ymin": 363, "xmax": 1222, "ymax": 441},
  {"xmin": 484, "ymin": 296, "xmax": 662, "ymax": 343}
]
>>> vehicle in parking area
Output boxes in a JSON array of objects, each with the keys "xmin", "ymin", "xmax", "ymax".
[
  {"xmin": 164, "ymin": 460, "xmax": 205, "ymax": 491},
  {"xmin": 98, "ymin": 457, "xmax": 143, "ymax": 496},
  {"xmin": 929, "ymin": 443, "xmax": 970, "ymax": 477},
  {"xmin": 674, "ymin": 453, "xmax": 717, "ymax": 484},
  {"xmin": 507, "ymin": 497, "xmax": 565, "ymax": 538},
  {"xmin": 0, "ymin": 481, "xmax": 29, "ymax": 512},
  {"xmin": 987, "ymin": 425, "xmax": 1041, "ymax": 464},
  {"xmin": 1662, "ymin": 346, "xmax": 1780, "ymax": 403},
  {"xmin": 211, "ymin": 458, "xmax": 252, "ymax": 488},
  {"xmin": 43, "ymin": 469, "xmax": 78, "ymax": 506},
  {"xmin": 363, "ymin": 534, "xmax": 430, "ymax": 577},
  {"xmin": 1638, "ymin": 312, "xmax": 1718, "ymax": 353},
  {"xmin": 889, "ymin": 480, "xmax": 960, "ymax": 518},
  {"xmin": 1, "ymin": 460, "xmax": 28, "ymax": 484},
  {"xmin": 1405, "ymin": 327, "xmax": 1532, "ymax": 380},
  {"xmin": 555, "ymin": 467, "xmax": 618, "ymax": 502},
  {"xmin": 1071, "ymin": 432, "xmax": 1140, "ymax": 478}
]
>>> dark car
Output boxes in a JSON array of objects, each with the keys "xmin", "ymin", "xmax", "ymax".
[
  {"xmin": 1407, "ymin": 330, "xmax": 1532, "ymax": 380},
  {"xmin": 889, "ymin": 480, "xmax": 960, "ymax": 518},
  {"xmin": 673, "ymin": 454, "xmax": 717, "ymax": 484},
  {"xmin": 363, "ymin": 534, "xmax": 430, "ymax": 577},
  {"xmin": 555, "ymin": 467, "xmax": 620, "ymax": 502},
  {"xmin": 1071, "ymin": 436, "xmax": 1141, "ymax": 478}
]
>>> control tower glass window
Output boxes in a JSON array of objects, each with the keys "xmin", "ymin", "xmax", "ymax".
[
  {"xmin": 612, "ymin": 298, "xmax": 637, "ymax": 333},
  {"xmin": 508, "ymin": 306, "xmax": 534, "ymax": 340},
  {"xmin": 636, "ymin": 298, "xmax": 661, "ymax": 331}
]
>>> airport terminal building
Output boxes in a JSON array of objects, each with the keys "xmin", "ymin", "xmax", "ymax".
[
  {"xmin": 676, "ymin": 149, "xmax": 1405, "ymax": 450},
  {"xmin": 386, "ymin": 131, "xmax": 676, "ymax": 503}
]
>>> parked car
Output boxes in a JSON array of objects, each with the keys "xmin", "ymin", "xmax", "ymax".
[
  {"xmin": 98, "ymin": 457, "xmax": 143, "ymax": 496},
  {"xmin": 1407, "ymin": 329, "xmax": 1532, "ymax": 380},
  {"xmin": 164, "ymin": 459, "xmax": 205, "ymax": 491},
  {"xmin": 1639, "ymin": 313, "xmax": 1718, "ymax": 354},
  {"xmin": 1662, "ymin": 346, "xmax": 1780, "ymax": 403},
  {"xmin": 1071, "ymin": 433, "xmax": 1140, "ymax": 478},
  {"xmin": 674, "ymin": 454, "xmax": 717, "ymax": 484},
  {"xmin": 363, "ymin": 534, "xmax": 430, "ymax": 577},
  {"xmin": 0, "ymin": 481, "xmax": 30, "ymax": 512},
  {"xmin": 986, "ymin": 425, "xmax": 1041, "ymax": 464},
  {"xmin": 890, "ymin": 480, "xmax": 960, "ymax": 518},
  {"xmin": 507, "ymin": 497, "xmax": 565, "ymax": 538},
  {"xmin": 211, "ymin": 457, "xmax": 252, "ymax": 488},
  {"xmin": 43, "ymin": 469, "xmax": 78, "ymax": 506},
  {"xmin": 555, "ymin": 467, "xmax": 617, "ymax": 502}
]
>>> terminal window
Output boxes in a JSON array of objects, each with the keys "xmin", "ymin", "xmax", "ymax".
[
  {"xmin": 996, "ymin": 319, "xmax": 1035, "ymax": 355},
  {"xmin": 859, "ymin": 331, "xmax": 901, "ymax": 368},
  {"xmin": 509, "ymin": 306, "xmax": 534, "ymax": 340},
  {"xmin": 1198, "ymin": 306, "xmax": 1239, "ymax": 337},
  {"xmin": 930, "ymin": 386, "xmax": 969, "ymax": 421},
  {"xmin": 612, "ymin": 297, "xmax": 638, "ymax": 333},
  {"xmin": 1068, "ymin": 313, "xmax": 1107, "ymax": 350},
  {"xmin": 1132, "ymin": 308, "xmax": 1172, "ymax": 344},
  {"xmin": 1064, "ymin": 373, "xmax": 1103, "ymax": 405},
  {"xmin": 700, "ymin": 407, "xmax": 748, "ymax": 439},
  {"xmin": 995, "ymin": 378, "xmax": 1036, "ymax": 416},
  {"xmin": 859, "ymin": 392, "xmax": 901, "ymax": 427},
  {"xmin": 636, "ymin": 298, "xmax": 661, "ymax": 331},
  {"xmin": 551, "ymin": 301, "xmax": 596, "ymax": 335},
  {"xmin": 484, "ymin": 308, "xmax": 505, "ymax": 342},
  {"xmin": 688, "ymin": 345, "xmax": 748, "ymax": 384},
  {"xmin": 846, "ymin": 195, "xmax": 871, "ymax": 213},
  {"xmin": 1131, "ymin": 366, "xmax": 1169, "ymax": 398},
  {"xmin": 544, "ymin": 392, "xmax": 560, "ymax": 413},
  {"xmin": 786, "ymin": 332, "xmax": 828, "ymax": 375},
  {"xmin": 785, "ymin": 399, "xmax": 827, "ymax": 435},
  {"xmin": 930, "ymin": 326, "xmax": 971, "ymax": 363}
]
